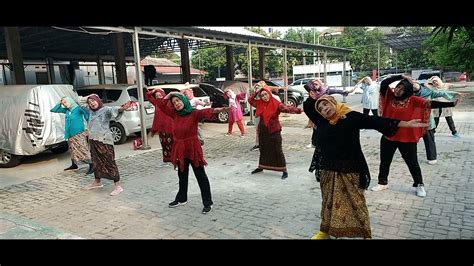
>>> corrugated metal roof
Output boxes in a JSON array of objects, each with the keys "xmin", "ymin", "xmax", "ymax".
[{"xmin": 197, "ymin": 27, "xmax": 265, "ymax": 38}]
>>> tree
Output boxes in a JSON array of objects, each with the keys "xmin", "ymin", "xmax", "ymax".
[
  {"xmin": 157, "ymin": 52, "xmax": 181, "ymax": 65},
  {"xmin": 426, "ymin": 28, "xmax": 474, "ymax": 80},
  {"xmin": 191, "ymin": 47, "xmax": 226, "ymax": 81}
]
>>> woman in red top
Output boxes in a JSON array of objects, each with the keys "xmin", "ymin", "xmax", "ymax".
[
  {"xmin": 372, "ymin": 75, "xmax": 458, "ymax": 197},
  {"xmin": 146, "ymin": 88, "xmax": 174, "ymax": 164},
  {"xmin": 156, "ymin": 91, "xmax": 228, "ymax": 214},
  {"xmin": 248, "ymin": 86, "xmax": 303, "ymax": 179}
]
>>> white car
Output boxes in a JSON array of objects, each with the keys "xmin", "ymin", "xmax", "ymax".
[
  {"xmin": 289, "ymin": 78, "xmax": 313, "ymax": 98},
  {"xmin": 75, "ymin": 84, "xmax": 154, "ymax": 144}
]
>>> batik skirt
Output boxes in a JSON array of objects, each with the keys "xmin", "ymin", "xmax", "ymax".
[
  {"xmin": 68, "ymin": 131, "xmax": 91, "ymax": 164},
  {"xmin": 89, "ymin": 139, "xmax": 120, "ymax": 182},
  {"xmin": 258, "ymin": 123, "xmax": 287, "ymax": 172},
  {"xmin": 319, "ymin": 170, "xmax": 371, "ymax": 239}
]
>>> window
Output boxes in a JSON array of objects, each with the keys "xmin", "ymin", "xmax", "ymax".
[
  {"xmin": 76, "ymin": 89, "xmax": 105, "ymax": 99},
  {"xmin": 127, "ymin": 87, "xmax": 149, "ymax": 102},
  {"xmin": 105, "ymin": 90, "xmax": 122, "ymax": 102},
  {"xmin": 192, "ymin": 86, "xmax": 208, "ymax": 97}
]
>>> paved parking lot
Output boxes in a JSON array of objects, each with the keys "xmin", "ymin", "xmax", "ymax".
[{"xmin": 0, "ymin": 89, "xmax": 473, "ymax": 239}]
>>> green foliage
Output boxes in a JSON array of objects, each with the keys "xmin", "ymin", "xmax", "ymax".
[{"xmin": 426, "ymin": 27, "xmax": 474, "ymax": 75}]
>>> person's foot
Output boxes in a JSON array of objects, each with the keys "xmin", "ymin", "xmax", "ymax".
[
  {"xmin": 370, "ymin": 184, "xmax": 389, "ymax": 192},
  {"xmin": 452, "ymin": 133, "xmax": 460, "ymax": 138},
  {"xmin": 311, "ymin": 231, "xmax": 330, "ymax": 240},
  {"xmin": 416, "ymin": 184, "xmax": 427, "ymax": 197},
  {"xmin": 251, "ymin": 168, "xmax": 263, "ymax": 174},
  {"xmin": 202, "ymin": 205, "xmax": 213, "ymax": 214},
  {"xmin": 281, "ymin": 172, "xmax": 288, "ymax": 179},
  {"xmin": 64, "ymin": 164, "xmax": 78, "ymax": 171},
  {"xmin": 84, "ymin": 182, "xmax": 103, "ymax": 190},
  {"xmin": 427, "ymin": 160, "xmax": 437, "ymax": 165},
  {"xmin": 110, "ymin": 186, "xmax": 123, "ymax": 196},
  {"xmin": 306, "ymin": 143, "xmax": 315, "ymax": 148},
  {"xmin": 225, "ymin": 133, "xmax": 232, "ymax": 136},
  {"xmin": 250, "ymin": 145, "xmax": 259, "ymax": 151},
  {"xmin": 169, "ymin": 200, "xmax": 187, "ymax": 208}
]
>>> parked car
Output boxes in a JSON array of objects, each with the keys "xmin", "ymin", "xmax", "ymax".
[
  {"xmin": 289, "ymin": 78, "xmax": 313, "ymax": 98},
  {"xmin": 0, "ymin": 84, "xmax": 77, "ymax": 168},
  {"xmin": 206, "ymin": 80, "xmax": 250, "ymax": 115},
  {"xmin": 149, "ymin": 83, "xmax": 211, "ymax": 109},
  {"xmin": 75, "ymin": 84, "xmax": 154, "ymax": 145},
  {"xmin": 198, "ymin": 83, "xmax": 231, "ymax": 123},
  {"xmin": 254, "ymin": 79, "xmax": 304, "ymax": 107},
  {"xmin": 417, "ymin": 71, "xmax": 443, "ymax": 85}
]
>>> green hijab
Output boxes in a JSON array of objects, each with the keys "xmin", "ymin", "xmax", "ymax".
[
  {"xmin": 171, "ymin": 93, "xmax": 194, "ymax": 116},
  {"xmin": 62, "ymin": 96, "xmax": 79, "ymax": 111}
]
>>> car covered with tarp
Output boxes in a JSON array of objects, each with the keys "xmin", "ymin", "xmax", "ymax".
[{"xmin": 0, "ymin": 84, "xmax": 77, "ymax": 167}]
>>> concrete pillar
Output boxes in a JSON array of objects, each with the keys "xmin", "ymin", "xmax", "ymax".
[
  {"xmin": 179, "ymin": 39, "xmax": 191, "ymax": 83},
  {"xmin": 113, "ymin": 33, "xmax": 127, "ymax": 84},
  {"xmin": 225, "ymin": 46, "xmax": 234, "ymax": 81},
  {"xmin": 97, "ymin": 58, "xmax": 105, "ymax": 84},
  {"xmin": 4, "ymin": 27, "xmax": 26, "ymax": 84},
  {"xmin": 46, "ymin": 58, "xmax": 55, "ymax": 84},
  {"xmin": 258, "ymin": 47, "xmax": 266, "ymax": 80}
]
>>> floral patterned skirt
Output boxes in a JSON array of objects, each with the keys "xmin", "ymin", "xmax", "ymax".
[{"xmin": 319, "ymin": 170, "xmax": 371, "ymax": 239}]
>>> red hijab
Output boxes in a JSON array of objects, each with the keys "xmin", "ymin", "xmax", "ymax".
[{"xmin": 255, "ymin": 87, "xmax": 280, "ymax": 127}]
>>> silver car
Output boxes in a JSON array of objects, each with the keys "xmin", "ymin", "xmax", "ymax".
[
  {"xmin": 75, "ymin": 84, "xmax": 154, "ymax": 144},
  {"xmin": 0, "ymin": 84, "xmax": 76, "ymax": 168}
]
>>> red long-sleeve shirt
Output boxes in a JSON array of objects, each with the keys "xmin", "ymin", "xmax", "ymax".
[{"xmin": 156, "ymin": 98, "xmax": 215, "ymax": 171}]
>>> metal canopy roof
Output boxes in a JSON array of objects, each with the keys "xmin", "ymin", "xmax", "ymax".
[
  {"xmin": 0, "ymin": 26, "xmax": 352, "ymax": 62},
  {"xmin": 91, "ymin": 26, "xmax": 352, "ymax": 54},
  {"xmin": 381, "ymin": 32, "xmax": 431, "ymax": 51}
]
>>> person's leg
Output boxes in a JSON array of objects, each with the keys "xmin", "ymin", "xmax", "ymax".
[
  {"xmin": 236, "ymin": 120, "xmax": 245, "ymax": 135},
  {"xmin": 423, "ymin": 129, "xmax": 437, "ymax": 162},
  {"xmin": 363, "ymin": 108, "xmax": 370, "ymax": 116},
  {"xmin": 371, "ymin": 109, "xmax": 379, "ymax": 117},
  {"xmin": 398, "ymin": 142, "xmax": 424, "ymax": 187},
  {"xmin": 175, "ymin": 159, "xmax": 190, "ymax": 203},
  {"xmin": 227, "ymin": 121, "xmax": 233, "ymax": 135},
  {"xmin": 190, "ymin": 163, "xmax": 213, "ymax": 209},
  {"xmin": 434, "ymin": 116, "xmax": 440, "ymax": 129},
  {"xmin": 377, "ymin": 137, "xmax": 398, "ymax": 186},
  {"xmin": 445, "ymin": 116, "xmax": 457, "ymax": 135}
]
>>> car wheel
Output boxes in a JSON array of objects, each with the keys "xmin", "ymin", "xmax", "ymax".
[
  {"xmin": 0, "ymin": 150, "xmax": 21, "ymax": 168},
  {"xmin": 50, "ymin": 143, "xmax": 69, "ymax": 154},
  {"xmin": 217, "ymin": 111, "xmax": 228, "ymax": 123},
  {"xmin": 110, "ymin": 122, "xmax": 127, "ymax": 145},
  {"xmin": 287, "ymin": 98, "xmax": 298, "ymax": 107}
]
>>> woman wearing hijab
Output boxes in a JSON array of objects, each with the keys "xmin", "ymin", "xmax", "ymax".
[
  {"xmin": 304, "ymin": 78, "xmax": 350, "ymax": 149},
  {"xmin": 304, "ymin": 95, "xmax": 428, "ymax": 239},
  {"xmin": 248, "ymin": 86, "xmax": 303, "ymax": 180},
  {"xmin": 146, "ymin": 87, "xmax": 174, "ymax": 165},
  {"xmin": 355, "ymin": 76, "xmax": 380, "ymax": 116},
  {"xmin": 79, "ymin": 94, "xmax": 131, "ymax": 196},
  {"xmin": 223, "ymin": 89, "xmax": 246, "ymax": 136},
  {"xmin": 371, "ymin": 75, "xmax": 459, "ymax": 198},
  {"xmin": 412, "ymin": 81, "xmax": 468, "ymax": 165},
  {"xmin": 426, "ymin": 76, "xmax": 459, "ymax": 137},
  {"xmin": 51, "ymin": 96, "xmax": 93, "ymax": 174},
  {"xmin": 155, "ymin": 92, "xmax": 228, "ymax": 214}
]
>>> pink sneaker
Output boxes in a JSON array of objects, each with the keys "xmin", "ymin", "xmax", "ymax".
[
  {"xmin": 84, "ymin": 182, "xmax": 103, "ymax": 190},
  {"xmin": 110, "ymin": 186, "xmax": 123, "ymax": 196}
]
